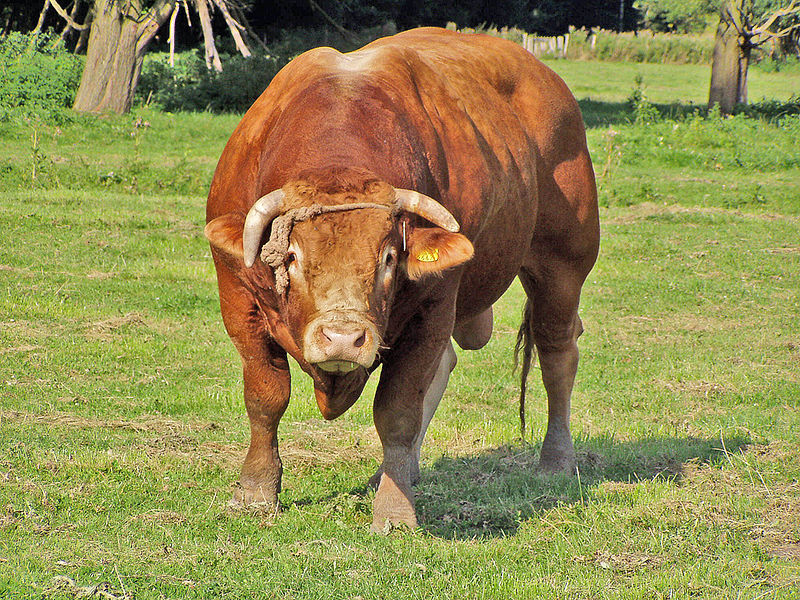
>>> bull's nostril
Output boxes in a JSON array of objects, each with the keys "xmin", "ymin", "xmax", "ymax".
[{"xmin": 320, "ymin": 326, "xmax": 367, "ymax": 351}]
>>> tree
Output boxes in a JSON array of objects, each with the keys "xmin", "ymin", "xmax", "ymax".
[
  {"xmin": 70, "ymin": 0, "xmax": 173, "ymax": 113},
  {"xmin": 635, "ymin": 0, "xmax": 717, "ymax": 33},
  {"xmin": 48, "ymin": 0, "xmax": 253, "ymax": 114},
  {"xmin": 708, "ymin": 0, "xmax": 800, "ymax": 113}
]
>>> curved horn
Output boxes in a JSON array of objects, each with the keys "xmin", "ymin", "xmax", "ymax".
[
  {"xmin": 393, "ymin": 188, "xmax": 460, "ymax": 232},
  {"xmin": 242, "ymin": 189, "xmax": 286, "ymax": 267}
]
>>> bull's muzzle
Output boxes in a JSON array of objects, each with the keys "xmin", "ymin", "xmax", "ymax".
[{"xmin": 303, "ymin": 314, "xmax": 379, "ymax": 373}]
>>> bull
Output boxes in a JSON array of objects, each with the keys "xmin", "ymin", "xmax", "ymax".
[{"xmin": 204, "ymin": 27, "xmax": 599, "ymax": 531}]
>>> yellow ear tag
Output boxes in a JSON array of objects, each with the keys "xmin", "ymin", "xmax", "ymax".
[{"xmin": 416, "ymin": 248, "xmax": 439, "ymax": 262}]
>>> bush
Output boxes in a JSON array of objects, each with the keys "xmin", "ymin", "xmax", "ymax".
[
  {"xmin": 137, "ymin": 50, "xmax": 282, "ymax": 113},
  {"xmin": 0, "ymin": 32, "xmax": 83, "ymax": 115},
  {"xmin": 136, "ymin": 24, "xmax": 393, "ymax": 113},
  {"xmin": 567, "ymin": 28, "xmax": 714, "ymax": 64}
]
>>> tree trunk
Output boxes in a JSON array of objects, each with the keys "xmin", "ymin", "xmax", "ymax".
[
  {"xmin": 737, "ymin": 44, "xmax": 750, "ymax": 105},
  {"xmin": 74, "ymin": 7, "xmax": 92, "ymax": 54},
  {"xmin": 708, "ymin": 13, "xmax": 743, "ymax": 114},
  {"xmin": 59, "ymin": 0, "xmax": 84, "ymax": 46},
  {"xmin": 72, "ymin": 0, "xmax": 174, "ymax": 114}
]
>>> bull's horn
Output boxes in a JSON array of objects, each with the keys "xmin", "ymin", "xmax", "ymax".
[
  {"xmin": 242, "ymin": 189, "xmax": 286, "ymax": 267},
  {"xmin": 394, "ymin": 188, "xmax": 460, "ymax": 233}
]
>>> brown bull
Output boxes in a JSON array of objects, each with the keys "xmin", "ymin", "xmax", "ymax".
[{"xmin": 204, "ymin": 27, "xmax": 599, "ymax": 531}]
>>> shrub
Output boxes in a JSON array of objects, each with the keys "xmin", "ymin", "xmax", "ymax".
[
  {"xmin": 137, "ymin": 50, "xmax": 282, "ymax": 113},
  {"xmin": 567, "ymin": 28, "xmax": 714, "ymax": 64},
  {"xmin": 0, "ymin": 32, "xmax": 83, "ymax": 115}
]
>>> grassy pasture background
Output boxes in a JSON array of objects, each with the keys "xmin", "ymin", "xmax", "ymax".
[{"xmin": 1, "ymin": 59, "xmax": 799, "ymax": 599}]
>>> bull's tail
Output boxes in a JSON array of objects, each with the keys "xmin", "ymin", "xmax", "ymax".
[{"xmin": 514, "ymin": 299, "xmax": 535, "ymax": 440}]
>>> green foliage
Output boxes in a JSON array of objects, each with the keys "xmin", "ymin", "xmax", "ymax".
[
  {"xmin": 627, "ymin": 74, "xmax": 661, "ymax": 123},
  {"xmin": 634, "ymin": 0, "xmax": 717, "ymax": 33},
  {"xmin": 137, "ymin": 51, "xmax": 282, "ymax": 113},
  {"xmin": 567, "ymin": 28, "xmax": 715, "ymax": 63},
  {"xmin": 0, "ymin": 32, "xmax": 83, "ymax": 118}
]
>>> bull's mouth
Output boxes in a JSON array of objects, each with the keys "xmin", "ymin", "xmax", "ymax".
[{"xmin": 315, "ymin": 360, "xmax": 361, "ymax": 374}]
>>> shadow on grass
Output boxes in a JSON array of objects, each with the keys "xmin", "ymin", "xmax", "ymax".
[
  {"xmin": 578, "ymin": 99, "xmax": 703, "ymax": 128},
  {"xmin": 414, "ymin": 434, "xmax": 749, "ymax": 540}
]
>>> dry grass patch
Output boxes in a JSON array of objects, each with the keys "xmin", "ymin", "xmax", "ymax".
[
  {"xmin": 85, "ymin": 312, "xmax": 148, "ymax": 341},
  {"xmin": 280, "ymin": 419, "xmax": 381, "ymax": 472},
  {"xmin": 0, "ymin": 409, "xmax": 214, "ymax": 435},
  {"xmin": 577, "ymin": 550, "xmax": 666, "ymax": 573},
  {"xmin": 607, "ymin": 202, "xmax": 800, "ymax": 225}
]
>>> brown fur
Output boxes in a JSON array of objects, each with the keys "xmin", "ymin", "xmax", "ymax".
[{"xmin": 205, "ymin": 28, "xmax": 600, "ymax": 531}]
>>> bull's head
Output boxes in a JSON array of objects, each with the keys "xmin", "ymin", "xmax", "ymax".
[{"xmin": 205, "ymin": 168, "xmax": 473, "ymax": 375}]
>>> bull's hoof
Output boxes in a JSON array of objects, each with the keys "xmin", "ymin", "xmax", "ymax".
[
  {"xmin": 537, "ymin": 446, "xmax": 576, "ymax": 475},
  {"xmin": 370, "ymin": 473, "xmax": 418, "ymax": 533},
  {"xmin": 538, "ymin": 426, "xmax": 576, "ymax": 475},
  {"xmin": 231, "ymin": 480, "xmax": 279, "ymax": 509}
]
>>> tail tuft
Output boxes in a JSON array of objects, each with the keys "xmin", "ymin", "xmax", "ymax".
[{"xmin": 514, "ymin": 299, "xmax": 535, "ymax": 440}]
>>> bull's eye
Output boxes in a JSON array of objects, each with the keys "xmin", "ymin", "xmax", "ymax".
[
  {"xmin": 286, "ymin": 251, "xmax": 297, "ymax": 267},
  {"xmin": 383, "ymin": 247, "xmax": 397, "ymax": 269}
]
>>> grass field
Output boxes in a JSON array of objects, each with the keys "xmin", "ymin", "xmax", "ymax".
[{"xmin": 1, "ymin": 59, "xmax": 799, "ymax": 599}]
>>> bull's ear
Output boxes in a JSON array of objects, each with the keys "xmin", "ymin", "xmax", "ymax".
[
  {"xmin": 204, "ymin": 213, "xmax": 245, "ymax": 260},
  {"xmin": 405, "ymin": 227, "xmax": 474, "ymax": 280}
]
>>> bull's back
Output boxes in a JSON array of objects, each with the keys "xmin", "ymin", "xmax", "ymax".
[{"xmin": 363, "ymin": 29, "xmax": 597, "ymax": 314}]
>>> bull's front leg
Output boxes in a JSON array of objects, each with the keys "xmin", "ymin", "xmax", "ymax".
[
  {"xmin": 370, "ymin": 314, "xmax": 454, "ymax": 532},
  {"xmin": 216, "ymin": 266, "xmax": 292, "ymax": 509},
  {"xmin": 236, "ymin": 353, "xmax": 291, "ymax": 507}
]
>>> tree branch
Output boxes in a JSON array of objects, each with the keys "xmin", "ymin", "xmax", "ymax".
[
  {"xmin": 32, "ymin": 0, "xmax": 50, "ymax": 36},
  {"xmin": 749, "ymin": 0, "xmax": 800, "ymax": 45},
  {"xmin": 50, "ymin": 0, "xmax": 89, "ymax": 30},
  {"xmin": 195, "ymin": 0, "xmax": 222, "ymax": 72},
  {"xmin": 168, "ymin": 1, "xmax": 179, "ymax": 66},
  {"xmin": 135, "ymin": 0, "xmax": 176, "ymax": 56},
  {"xmin": 210, "ymin": 0, "xmax": 251, "ymax": 58},
  {"xmin": 230, "ymin": 2, "xmax": 269, "ymax": 52},
  {"xmin": 308, "ymin": 0, "xmax": 360, "ymax": 45},
  {"xmin": 757, "ymin": 0, "xmax": 799, "ymax": 32}
]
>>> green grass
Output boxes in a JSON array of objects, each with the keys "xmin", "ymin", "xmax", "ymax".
[
  {"xmin": 1, "ymin": 60, "xmax": 799, "ymax": 599},
  {"xmin": 543, "ymin": 59, "xmax": 800, "ymax": 105}
]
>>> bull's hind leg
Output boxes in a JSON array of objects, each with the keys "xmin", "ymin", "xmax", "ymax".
[
  {"xmin": 411, "ymin": 341, "xmax": 457, "ymax": 480},
  {"xmin": 408, "ymin": 308, "xmax": 493, "ymax": 478},
  {"xmin": 518, "ymin": 264, "xmax": 586, "ymax": 474}
]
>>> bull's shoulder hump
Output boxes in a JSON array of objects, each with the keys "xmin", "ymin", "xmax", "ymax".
[{"xmin": 362, "ymin": 28, "xmax": 576, "ymax": 109}]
